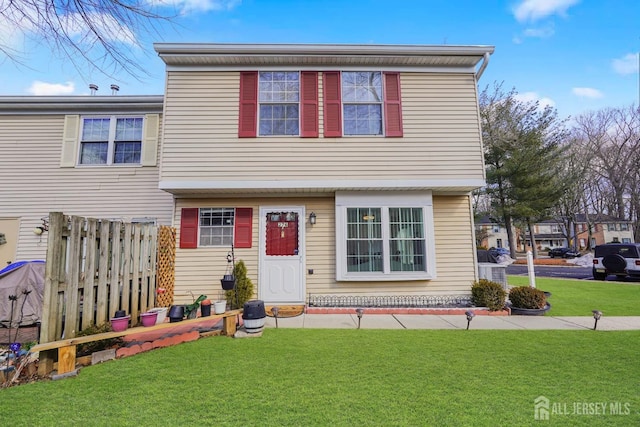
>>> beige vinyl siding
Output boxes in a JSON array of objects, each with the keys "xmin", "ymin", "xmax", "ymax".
[
  {"xmin": 160, "ymin": 71, "xmax": 484, "ymax": 182},
  {"xmin": 174, "ymin": 194, "xmax": 476, "ymax": 303},
  {"xmin": 0, "ymin": 115, "xmax": 173, "ymax": 261}
]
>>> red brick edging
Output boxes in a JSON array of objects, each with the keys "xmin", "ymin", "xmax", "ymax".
[{"xmin": 305, "ymin": 307, "xmax": 510, "ymax": 316}]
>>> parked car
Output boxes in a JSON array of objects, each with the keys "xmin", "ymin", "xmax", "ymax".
[
  {"xmin": 488, "ymin": 247, "xmax": 510, "ymax": 257},
  {"xmin": 592, "ymin": 243, "xmax": 640, "ymax": 281},
  {"xmin": 548, "ymin": 247, "xmax": 580, "ymax": 258}
]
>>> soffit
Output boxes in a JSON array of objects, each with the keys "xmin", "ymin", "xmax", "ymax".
[{"xmin": 154, "ymin": 43, "xmax": 494, "ymax": 69}]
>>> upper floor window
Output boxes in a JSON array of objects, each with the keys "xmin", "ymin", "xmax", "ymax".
[
  {"xmin": 550, "ymin": 224, "xmax": 561, "ymax": 233},
  {"xmin": 492, "ymin": 225, "xmax": 500, "ymax": 233},
  {"xmin": 341, "ymin": 72, "xmax": 383, "ymax": 135},
  {"xmin": 607, "ymin": 223, "xmax": 617, "ymax": 231},
  {"xmin": 620, "ymin": 223, "xmax": 629, "ymax": 231},
  {"xmin": 258, "ymin": 72, "xmax": 300, "ymax": 136},
  {"xmin": 80, "ymin": 117, "xmax": 143, "ymax": 165}
]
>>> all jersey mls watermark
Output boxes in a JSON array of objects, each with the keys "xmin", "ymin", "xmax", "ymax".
[{"xmin": 534, "ymin": 396, "xmax": 631, "ymax": 420}]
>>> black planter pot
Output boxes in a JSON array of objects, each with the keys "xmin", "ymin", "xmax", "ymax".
[
  {"xmin": 114, "ymin": 310, "xmax": 127, "ymax": 318},
  {"xmin": 510, "ymin": 302, "xmax": 552, "ymax": 316},
  {"xmin": 168, "ymin": 305, "xmax": 185, "ymax": 322},
  {"xmin": 221, "ymin": 274, "xmax": 235, "ymax": 290}
]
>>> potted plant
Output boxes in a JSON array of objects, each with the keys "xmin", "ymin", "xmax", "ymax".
[
  {"xmin": 508, "ymin": 286, "xmax": 551, "ymax": 315},
  {"xmin": 470, "ymin": 279, "xmax": 507, "ymax": 311}
]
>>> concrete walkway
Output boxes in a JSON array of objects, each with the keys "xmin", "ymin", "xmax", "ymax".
[{"xmin": 263, "ymin": 314, "xmax": 640, "ymax": 331}]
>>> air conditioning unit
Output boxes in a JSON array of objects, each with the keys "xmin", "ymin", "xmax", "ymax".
[{"xmin": 477, "ymin": 263, "xmax": 507, "ymax": 289}]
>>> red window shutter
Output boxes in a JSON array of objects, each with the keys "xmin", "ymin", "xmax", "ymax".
[
  {"xmin": 322, "ymin": 71, "xmax": 342, "ymax": 137},
  {"xmin": 384, "ymin": 72, "xmax": 403, "ymax": 137},
  {"xmin": 234, "ymin": 208, "xmax": 253, "ymax": 248},
  {"xmin": 238, "ymin": 72, "xmax": 258, "ymax": 137},
  {"xmin": 300, "ymin": 71, "xmax": 319, "ymax": 137},
  {"xmin": 180, "ymin": 208, "xmax": 199, "ymax": 249}
]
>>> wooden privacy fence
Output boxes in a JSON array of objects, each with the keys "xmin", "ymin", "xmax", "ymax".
[{"xmin": 40, "ymin": 212, "xmax": 175, "ymax": 347}]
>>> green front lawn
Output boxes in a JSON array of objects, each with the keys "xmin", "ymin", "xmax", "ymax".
[
  {"xmin": 1, "ymin": 329, "xmax": 638, "ymax": 426},
  {"xmin": 507, "ymin": 276, "xmax": 640, "ymax": 316}
]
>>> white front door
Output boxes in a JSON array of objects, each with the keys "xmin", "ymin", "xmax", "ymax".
[{"xmin": 259, "ymin": 207, "xmax": 305, "ymax": 303}]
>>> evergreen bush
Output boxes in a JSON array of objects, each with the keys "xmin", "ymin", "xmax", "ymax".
[
  {"xmin": 470, "ymin": 279, "xmax": 507, "ymax": 311},
  {"xmin": 225, "ymin": 259, "xmax": 254, "ymax": 310}
]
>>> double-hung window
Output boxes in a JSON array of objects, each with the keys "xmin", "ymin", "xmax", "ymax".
[
  {"xmin": 342, "ymin": 72, "xmax": 383, "ymax": 135},
  {"xmin": 336, "ymin": 191, "xmax": 435, "ymax": 281},
  {"xmin": 258, "ymin": 72, "xmax": 300, "ymax": 136},
  {"xmin": 80, "ymin": 116, "xmax": 143, "ymax": 165},
  {"xmin": 199, "ymin": 208, "xmax": 235, "ymax": 246}
]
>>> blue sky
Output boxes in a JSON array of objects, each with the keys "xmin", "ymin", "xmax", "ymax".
[{"xmin": 0, "ymin": 0, "xmax": 638, "ymax": 119}]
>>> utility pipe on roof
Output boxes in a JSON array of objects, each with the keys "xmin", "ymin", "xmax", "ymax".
[{"xmin": 475, "ymin": 52, "xmax": 491, "ymax": 80}]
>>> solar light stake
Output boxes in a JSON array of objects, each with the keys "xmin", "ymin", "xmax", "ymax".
[
  {"xmin": 355, "ymin": 308, "xmax": 364, "ymax": 329},
  {"xmin": 271, "ymin": 306, "xmax": 280, "ymax": 329},
  {"xmin": 592, "ymin": 310, "xmax": 602, "ymax": 330},
  {"xmin": 465, "ymin": 310, "xmax": 475, "ymax": 330}
]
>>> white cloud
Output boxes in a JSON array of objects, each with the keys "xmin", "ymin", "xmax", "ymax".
[
  {"xmin": 514, "ymin": 92, "xmax": 556, "ymax": 109},
  {"xmin": 513, "ymin": 0, "xmax": 580, "ymax": 22},
  {"xmin": 612, "ymin": 53, "xmax": 639, "ymax": 75},
  {"xmin": 27, "ymin": 81, "xmax": 76, "ymax": 96},
  {"xmin": 572, "ymin": 87, "xmax": 603, "ymax": 99},
  {"xmin": 523, "ymin": 26, "xmax": 555, "ymax": 38},
  {"xmin": 148, "ymin": 0, "xmax": 241, "ymax": 14}
]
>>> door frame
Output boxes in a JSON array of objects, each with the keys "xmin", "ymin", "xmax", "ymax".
[{"xmin": 258, "ymin": 205, "xmax": 306, "ymax": 303}]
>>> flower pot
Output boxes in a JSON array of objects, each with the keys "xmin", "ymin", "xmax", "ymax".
[
  {"xmin": 110, "ymin": 315, "xmax": 130, "ymax": 332},
  {"xmin": 168, "ymin": 305, "xmax": 185, "ymax": 322},
  {"xmin": 214, "ymin": 300, "xmax": 226, "ymax": 314},
  {"xmin": 510, "ymin": 302, "xmax": 552, "ymax": 316},
  {"xmin": 221, "ymin": 274, "xmax": 235, "ymax": 290},
  {"xmin": 201, "ymin": 301, "xmax": 211, "ymax": 317},
  {"xmin": 140, "ymin": 311, "xmax": 158, "ymax": 327},
  {"xmin": 147, "ymin": 307, "xmax": 167, "ymax": 324}
]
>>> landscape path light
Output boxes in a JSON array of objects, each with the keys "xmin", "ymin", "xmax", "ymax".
[{"xmin": 465, "ymin": 310, "xmax": 475, "ymax": 330}]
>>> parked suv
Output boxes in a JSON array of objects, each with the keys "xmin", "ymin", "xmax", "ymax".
[
  {"xmin": 548, "ymin": 247, "xmax": 580, "ymax": 258},
  {"xmin": 592, "ymin": 243, "xmax": 640, "ymax": 280}
]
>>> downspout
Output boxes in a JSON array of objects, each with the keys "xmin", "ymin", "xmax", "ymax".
[{"xmin": 475, "ymin": 52, "xmax": 491, "ymax": 80}]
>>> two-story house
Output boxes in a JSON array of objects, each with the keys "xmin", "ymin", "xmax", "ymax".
[
  {"xmin": 0, "ymin": 43, "xmax": 494, "ymax": 306},
  {"xmin": 155, "ymin": 43, "xmax": 493, "ymax": 305}
]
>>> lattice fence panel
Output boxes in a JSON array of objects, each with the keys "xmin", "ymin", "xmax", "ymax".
[{"xmin": 156, "ymin": 225, "xmax": 176, "ymax": 307}]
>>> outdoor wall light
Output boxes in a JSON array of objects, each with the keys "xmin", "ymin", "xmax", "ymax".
[
  {"xmin": 592, "ymin": 310, "xmax": 602, "ymax": 330},
  {"xmin": 33, "ymin": 217, "xmax": 49, "ymax": 235},
  {"xmin": 309, "ymin": 212, "xmax": 317, "ymax": 225},
  {"xmin": 271, "ymin": 306, "xmax": 280, "ymax": 329},
  {"xmin": 465, "ymin": 310, "xmax": 475, "ymax": 330},
  {"xmin": 355, "ymin": 308, "xmax": 364, "ymax": 329}
]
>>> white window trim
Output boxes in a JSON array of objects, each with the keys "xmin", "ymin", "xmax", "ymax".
[
  {"xmin": 257, "ymin": 71, "xmax": 301, "ymax": 137},
  {"xmin": 341, "ymin": 71, "xmax": 385, "ymax": 137},
  {"xmin": 78, "ymin": 115, "xmax": 144, "ymax": 166},
  {"xmin": 335, "ymin": 191, "xmax": 436, "ymax": 281},
  {"xmin": 198, "ymin": 207, "xmax": 235, "ymax": 247}
]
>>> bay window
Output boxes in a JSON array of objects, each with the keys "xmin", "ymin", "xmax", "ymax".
[{"xmin": 336, "ymin": 191, "xmax": 435, "ymax": 281}]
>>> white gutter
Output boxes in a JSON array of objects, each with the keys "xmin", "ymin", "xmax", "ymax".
[{"xmin": 475, "ymin": 52, "xmax": 491, "ymax": 80}]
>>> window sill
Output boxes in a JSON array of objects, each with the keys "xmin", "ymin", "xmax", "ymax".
[{"xmin": 337, "ymin": 272, "xmax": 434, "ymax": 282}]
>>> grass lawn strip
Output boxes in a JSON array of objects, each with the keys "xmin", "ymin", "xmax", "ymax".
[{"xmin": 1, "ymin": 329, "xmax": 638, "ymax": 426}]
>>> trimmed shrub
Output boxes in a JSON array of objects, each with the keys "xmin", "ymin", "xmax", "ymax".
[
  {"xmin": 471, "ymin": 279, "xmax": 507, "ymax": 311},
  {"xmin": 509, "ymin": 286, "xmax": 547, "ymax": 309}
]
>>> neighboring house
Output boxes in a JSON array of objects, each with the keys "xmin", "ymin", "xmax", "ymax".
[
  {"xmin": 155, "ymin": 43, "xmax": 494, "ymax": 305},
  {"xmin": 0, "ymin": 95, "xmax": 174, "ymax": 266},
  {"xmin": 520, "ymin": 215, "xmax": 635, "ymax": 251},
  {"xmin": 475, "ymin": 216, "xmax": 510, "ymax": 250},
  {"xmin": 521, "ymin": 220, "xmax": 567, "ymax": 251},
  {"xmin": 574, "ymin": 214, "xmax": 635, "ymax": 248}
]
